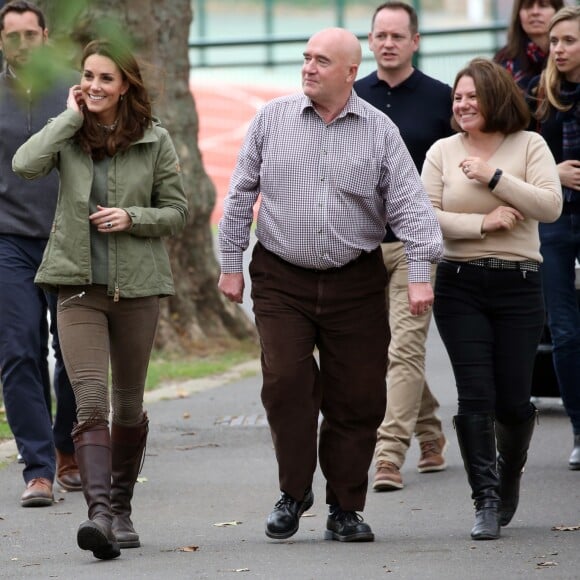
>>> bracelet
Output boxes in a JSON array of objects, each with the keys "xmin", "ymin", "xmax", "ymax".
[{"xmin": 488, "ymin": 168, "xmax": 502, "ymax": 190}]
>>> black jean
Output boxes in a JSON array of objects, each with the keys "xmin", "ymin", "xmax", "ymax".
[{"xmin": 433, "ymin": 261, "xmax": 544, "ymax": 423}]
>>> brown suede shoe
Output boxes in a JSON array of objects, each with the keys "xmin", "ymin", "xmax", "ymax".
[
  {"xmin": 21, "ymin": 477, "xmax": 54, "ymax": 507},
  {"xmin": 373, "ymin": 461, "xmax": 404, "ymax": 491},
  {"xmin": 56, "ymin": 449, "xmax": 82, "ymax": 491},
  {"xmin": 417, "ymin": 435, "xmax": 448, "ymax": 473}
]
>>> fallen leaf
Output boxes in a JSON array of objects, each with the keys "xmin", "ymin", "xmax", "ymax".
[
  {"xmin": 214, "ymin": 521, "xmax": 242, "ymax": 527},
  {"xmin": 175, "ymin": 443, "xmax": 220, "ymax": 451},
  {"xmin": 233, "ymin": 569, "xmax": 250, "ymax": 573},
  {"xmin": 181, "ymin": 431, "xmax": 197, "ymax": 436},
  {"xmin": 137, "ymin": 476, "xmax": 148, "ymax": 483},
  {"xmin": 177, "ymin": 390, "xmax": 189, "ymax": 399},
  {"xmin": 536, "ymin": 561, "xmax": 558, "ymax": 568},
  {"xmin": 551, "ymin": 524, "xmax": 580, "ymax": 531},
  {"xmin": 182, "ymin": 412, "xmax": 191, "ymax": 419},
  {"xmin": 177, "ymin": 545, "xmax": 199, "ymax": 552}
]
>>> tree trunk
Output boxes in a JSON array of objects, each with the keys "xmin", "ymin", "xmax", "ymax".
[{"xmin": 38, "ymin": 0, "xmax": 256, "ymax": 354}]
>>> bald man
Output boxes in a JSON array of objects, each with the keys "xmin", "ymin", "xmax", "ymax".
[{"xmin": 218, "ymin": 28, "xmax": 443, "ymax": 543}]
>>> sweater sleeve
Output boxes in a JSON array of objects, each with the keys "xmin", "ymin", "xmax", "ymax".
[{"xmin": 489, "ymin": 132, "xmax": 562, "ymax": 223}]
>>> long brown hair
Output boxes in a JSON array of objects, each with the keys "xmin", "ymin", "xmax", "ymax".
[
  {"xmin": 535, "ymin": 6, "xmax": 580, "ymax": 121},
  {"xmin": 494, "ymin": 0, "xmax": 564, "ymax": 76},
  {"xmin": 76, "ymin": 39, "xmax": 152, "ymax": 160}
]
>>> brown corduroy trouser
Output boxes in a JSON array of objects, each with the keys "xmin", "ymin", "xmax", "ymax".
[{"xmin": 250, "ymin": 243, "xmax": 389, "ymax": 511}]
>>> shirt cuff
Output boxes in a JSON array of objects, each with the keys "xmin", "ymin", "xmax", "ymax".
[
  {"xmin": 408, "ymin": 262, "xmax": 434, "ymax": 283},
  {"xmin": 219, "ymin": 252, "xmax": 244, "ymax": 274}
]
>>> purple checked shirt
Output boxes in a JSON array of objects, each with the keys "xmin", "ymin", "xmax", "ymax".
[{"xmin": 218, "ymin": 91, "xmax": 443, "ymax": 283}]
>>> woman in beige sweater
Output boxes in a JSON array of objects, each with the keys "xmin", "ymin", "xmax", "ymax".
[{"xmin": 422, "ymin": 58, "xmax": 562, "ymax": 541}]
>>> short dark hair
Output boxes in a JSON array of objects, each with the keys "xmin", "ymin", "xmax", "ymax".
[
  {"xmin": 451, "ymin": 58, "xmax": 530, "ymax": 134},
  {"xmin": 0, "ymin": 1, "xmax": 46, "ymax": 32},
  {"xmin": 371, "ymin": 2, "xmax": 418, "ymax": 35}
]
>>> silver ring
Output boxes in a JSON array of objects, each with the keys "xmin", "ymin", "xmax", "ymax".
[{"xmin": 106, "ymin": 222, "xmax": 113, "ymax": 228}]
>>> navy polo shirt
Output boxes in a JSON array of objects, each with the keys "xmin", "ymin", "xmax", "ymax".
[{"xmin": 354, "ymin": 68, "xmax": 453, "ymax": 242}]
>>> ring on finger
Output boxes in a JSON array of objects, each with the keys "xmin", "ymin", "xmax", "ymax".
[{"xmin": 106, "ymin": 222, "xmax": 113, "ymax": 228}]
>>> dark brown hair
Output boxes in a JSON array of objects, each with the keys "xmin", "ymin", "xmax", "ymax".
[
  {"xmin": 0, "ymin": 0, "xmax": 45, "ymax": 31},
  {"xmin": 76, "ymin": 39, "xmax": 152, "ymax": 160},
  {"xmin": 451, "ymin": 58, "xmax": 530, "ymax": 134},
  {"xmin": 494, "ymin": 0, "xmax": 564, "ymax": 77}
]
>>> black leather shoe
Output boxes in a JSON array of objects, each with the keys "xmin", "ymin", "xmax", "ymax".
[
  {"xmin": 265, "ymin": 488, "xmax": 314, "ymax": 539},
  {"xmin": 324, "ymin": 506, "xmax": 374, "ymax": 542},
  {"xmin": 569, "ymin": 435, "xmax": 580, "ymax": 470},
  {"xmin": 471, "ymin": 500, "xmax": 500, "ymax": 540}
]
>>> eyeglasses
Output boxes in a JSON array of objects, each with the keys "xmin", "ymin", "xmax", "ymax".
[{"xmin": 1, "ymin": 30, "xmax": 43, "ymax": 50}]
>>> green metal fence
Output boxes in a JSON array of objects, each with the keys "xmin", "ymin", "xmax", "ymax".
[{"xmin": 189, "ymin": 0, "xmax": 507, "ymax": 87}]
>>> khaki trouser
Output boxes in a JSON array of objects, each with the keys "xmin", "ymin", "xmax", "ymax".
[{"xmin": 375, "ymin": 242, "xmax": 443, "ymax": 468}]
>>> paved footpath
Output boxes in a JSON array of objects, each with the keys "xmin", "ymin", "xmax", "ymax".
[{"xmin": 1, "ymin": 326, "xmax": 580, "ymax": 579}]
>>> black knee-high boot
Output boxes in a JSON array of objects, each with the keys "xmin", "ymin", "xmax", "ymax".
[
  {"xmin": 111, "ymin": 413, "xmax": 149, "ymax": 548},
  {"xmin": 72, "ymin": 421, "xmax": 121, "ymax": 560},
  {"xmin": 454, "ymin": 414, "xmax": 500, "ymax": 540},
  {"xmin": 496, "ymin": 409, "xmax": 536, "ymax": 527}
]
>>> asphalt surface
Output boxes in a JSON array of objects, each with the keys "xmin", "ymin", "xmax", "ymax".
[{"xmin": 1, "ymin": 315, "xmax": 580, "ymax": 579}]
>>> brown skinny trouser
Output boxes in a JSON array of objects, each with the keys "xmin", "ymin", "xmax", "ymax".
[
  {"xmin": 57, "ymin": 285, "xmax": 159, "ymax": 426},
  {"xmin": 250, "ymin": 243, "xmax": 388, "ymax": 511}
]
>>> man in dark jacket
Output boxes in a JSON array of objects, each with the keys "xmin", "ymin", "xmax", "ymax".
[
  {"xmin": 354, "ymin": 1, "xmax": 453, "ymax": 492},
  {"xmin": 0, "ymin": 0, "xmax": 80, "ymax": 506}
]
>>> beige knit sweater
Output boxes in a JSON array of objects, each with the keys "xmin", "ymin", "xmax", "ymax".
[{"xmin": 422, "ymin": 131, "xmax": 562, "ymax": 263}]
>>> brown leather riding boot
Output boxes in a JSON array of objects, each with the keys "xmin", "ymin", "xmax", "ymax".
[
  {"xmin": 55, "ymin": 449, "xmax": 82, "ymax": 491},
  {"xmin": 72, "ymin": 421, "xmax": 121, "ymax": 560},
  {"xmin": 111, "ymin": 412, "xmax": 149, "ymax": 548}
]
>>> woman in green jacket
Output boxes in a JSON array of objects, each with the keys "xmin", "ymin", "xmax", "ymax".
[{"xmin": 13, "ymin": 39, "xmax": 188, "ymax": 560}]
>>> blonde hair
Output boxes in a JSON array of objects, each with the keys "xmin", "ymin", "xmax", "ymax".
[{"xmin": 536, "ymin": 6, "xmax": 580, "ymax": 120}]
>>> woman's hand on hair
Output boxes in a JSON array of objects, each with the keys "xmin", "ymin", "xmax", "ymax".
[
  {"xmin": 481, "ymin": 205, "xmax": 524, "ymax": 233},
  {"xmin": 557, "ymin": 160, "xmax": 580, "ymax": 191},
  {"xmin": 66, "ymin": 85, "xmax": 84, "ymax": 116}
]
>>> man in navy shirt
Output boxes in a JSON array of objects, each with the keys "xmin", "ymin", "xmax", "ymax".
[{"xmin": 354, "ymin": 1, "xmax": 453, "ymax": 492}]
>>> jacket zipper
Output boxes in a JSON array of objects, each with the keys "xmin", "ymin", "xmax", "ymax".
[{"xmin": 26, "ymin": 88, "xmax": 31, "ymax": 134}]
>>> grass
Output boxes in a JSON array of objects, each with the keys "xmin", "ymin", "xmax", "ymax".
[
  {"xmin": 144, "ymin": 342, "xmax": 259, "ymax": 391},
  {"xmin": 0, "ymin": 407, "xmax": 11, "ymax": 442},
  {"xmin": 0, "ymin": 341, "xmax": 260, "ymax": 444}
]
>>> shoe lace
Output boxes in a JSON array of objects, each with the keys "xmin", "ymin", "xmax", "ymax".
[
  {"xmin": 331, "ymin": 508, "xmax": 363, "ymax": 524},
  {"xmin": 274, "ymin": 493, "xmax": 295, "ymax": 509},
  {"xmin": 377, "ymin": 461, "xmax": 399, "ymax": 473},
  {"xmin": 420, "ymin": 440, "xmax": 439, "ymax": 457}
]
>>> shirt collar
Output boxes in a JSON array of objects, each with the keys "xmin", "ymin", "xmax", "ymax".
[
  {"xmin": 300, "ymin": 90, "xmax": 368, "ymax": 120},
  {"xmin": 370, "ymin": 68, "xmax": 419, "ymax": 90}
]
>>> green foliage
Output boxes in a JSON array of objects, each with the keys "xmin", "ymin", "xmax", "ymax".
[{"xmin": 16, "ymin": 0, "xmax": 137, "ymax": 99}]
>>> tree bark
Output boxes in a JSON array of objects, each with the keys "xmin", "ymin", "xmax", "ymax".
[{"xmin": 38, "ymin": 0, "xmax": 256, "ymax": 353}]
